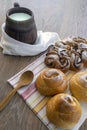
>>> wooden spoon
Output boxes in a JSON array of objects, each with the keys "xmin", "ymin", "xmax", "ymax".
[{"xmin": 0, "ymin": 70, "xmax": 34, "ymax": 111}]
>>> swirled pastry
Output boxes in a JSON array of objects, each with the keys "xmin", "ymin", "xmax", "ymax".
[
  {"xmin": 82, "ymin": 51, "xmax": 87, "ymax": 64},
  {"xmin": 70, "ymin": 52, "xmax": 83, "ymax": 71},
  {"xmin": 35, "ymin": 68, "xmax": 67, "ymax": 96},
  {"xmin": 45, "ymin": 45, "xmax": 70, "ymax": 72},
  {"xmin": 45, "ymin": 37, "xmax": 87, "ymax": 71},
  {"xmin": 46, "ymin": 93, "xmax": 82, "ymax": 129},
  {"xmin": 70, "ymin": 71, "xmax": 87, "ymax": 102}
]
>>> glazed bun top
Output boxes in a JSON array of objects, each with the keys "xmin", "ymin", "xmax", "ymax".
[
  {"xmin": 55, "ymin": 94, "xmax": 80, "ymax": 114},
  {"xmin": 42, "ymin": 68, "xmax": 64, "ymax": 85}
]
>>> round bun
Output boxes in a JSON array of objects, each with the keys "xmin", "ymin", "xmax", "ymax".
[
  {"xmin": 36, "ymin": 68, "xmax": 67, "ymax": 96},
  {"xmin": 70, "ymin": 71, "xmax": 87, "ymax": 102},
  {"xmin": 46, "ymin": 93, "xmax": 82, "ymax": 129}
]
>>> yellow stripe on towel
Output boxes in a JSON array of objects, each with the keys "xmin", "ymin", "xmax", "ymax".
[
  {"xmin": 33, "ymin": 97, "xmax": 49, "ymax": 113},
  {"xmin": 30, "ymin": 94, "xmax": 42, "ymax": 106}
]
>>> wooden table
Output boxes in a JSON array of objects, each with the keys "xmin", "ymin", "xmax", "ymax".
[{"xmin": 0, "ymin": 0, "xmax": 87, "ymax": 130}]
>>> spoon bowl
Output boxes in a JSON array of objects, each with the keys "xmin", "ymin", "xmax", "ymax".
[
  {"xmin": 16, "ymin": 70, "xmax": 34, "ymax": 88},
  {"xmin": 0, "ymin": 70, "xmax": 34, "ymax": 111}
]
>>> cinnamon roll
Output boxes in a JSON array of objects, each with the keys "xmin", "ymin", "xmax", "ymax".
[
  {"xmin": 70, "ymin": 71, "xmax": 87, "ymax": 102},
  {"xmin": 78, "ymin": 42, "xmax": 87, "ymax": 65},
  {"xmin": 82, "ymin": 50, "xmax": 87, "ymax": 65},
  {"xmin": 45, "ymin": 37, "xmax": 87, "ymax": 71},
  {"xmin": 35, "ymin": 68, "xmax": 68, "ymax": 96},
  {"xmin": 73, "ymin": 36, "xmax": 87, "ymax": 43},
  {"xmin": 46, "ymin": 93, "xmax": 82, "ymax": 129},
  {"xmin": 45, "ymin": 45, "xmax": 70, "ymax": 72},
  {"xmin": 70, "ymin": 52, "xmax": 83, "ymax": 71},
  {"xmin": 45, "ymin": 54, "xmax": 59, "ymax": 69}
]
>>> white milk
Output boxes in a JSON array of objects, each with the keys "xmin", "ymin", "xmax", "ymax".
[{"xmin": 9, "ymin": 13, "xmax": 31, "ymax": 21}]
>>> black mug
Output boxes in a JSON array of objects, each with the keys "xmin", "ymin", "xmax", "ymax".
[{"xmin": 5, "ymin": 3, "xmax": 37, "ymax": 44}]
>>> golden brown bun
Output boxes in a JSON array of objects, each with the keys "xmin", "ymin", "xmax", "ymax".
[
  {"xmin": 36, "ymin": 68, "xmax": 67, "ymax": 96},
  {"xmin": 70, "ymin": 71, "xmax": 87, "ymax": 102},
  {"xmin": 46, "ymin": 93, "xmax": 82, "ymax": 129}
]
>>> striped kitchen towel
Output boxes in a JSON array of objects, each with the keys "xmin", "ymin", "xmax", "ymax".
[{"xmin": 8, "ymin": 53, "xmax": 87, "ymax": 130}]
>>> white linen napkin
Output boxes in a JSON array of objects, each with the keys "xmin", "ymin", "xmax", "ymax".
[{"xmin": 0, "ymin": 23, "xmax": 60, "ymax": 56}]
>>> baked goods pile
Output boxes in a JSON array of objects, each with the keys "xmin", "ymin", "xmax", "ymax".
[
  {"xmin": 35, "ymin": 37, "xmax": 87, "ymax": 129},
  {"xmin": 45, "ymin": 37, "xmax": 87, "ymax": 72}
]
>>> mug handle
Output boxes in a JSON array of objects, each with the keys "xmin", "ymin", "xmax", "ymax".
[{"xmin": 14, "ymin": 2, "xmax": 20, "ymax": 8}]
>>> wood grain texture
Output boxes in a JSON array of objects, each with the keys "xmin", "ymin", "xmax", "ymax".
[{"xmin": 0, "ymin": 0, "xmax": 87, "ymax": 130}]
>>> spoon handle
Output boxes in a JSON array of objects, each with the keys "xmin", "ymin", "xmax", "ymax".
[{"xmin": 0, "ymin": 85, "xmax": 20, "ymax": 111}]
